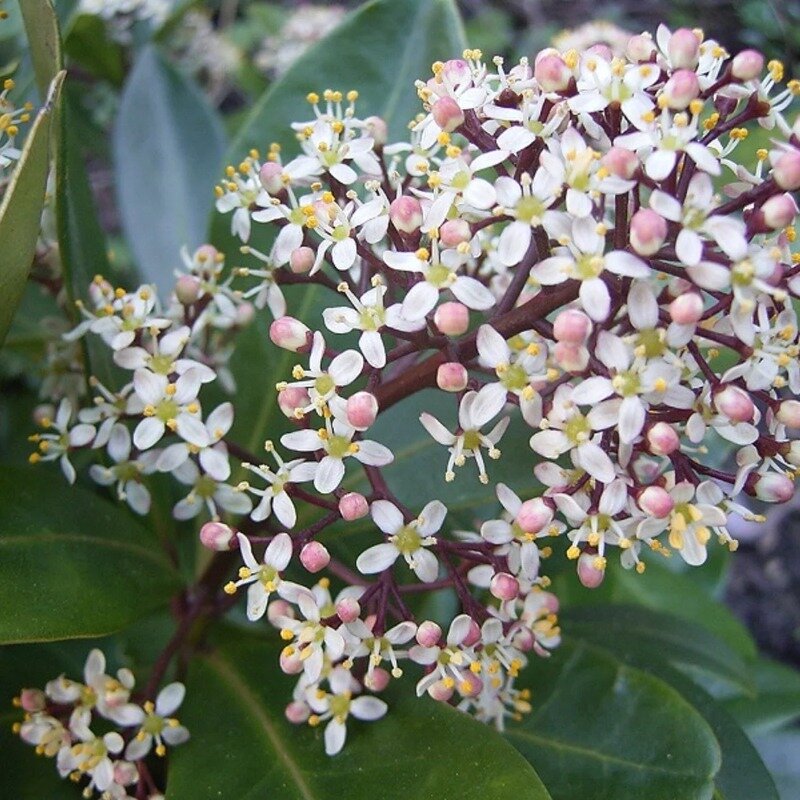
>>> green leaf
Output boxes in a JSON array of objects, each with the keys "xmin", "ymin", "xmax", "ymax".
[
  {"xmin": 114, "ymin": 45, "xmax": 226, "ymax": 295},
  {"xmin": 0, "ymin": 466, "xmax": 182, "ymax": 643},
  {"xmin": 55, "ymin": 87, "xmax": 118, "ymax": 387},
  {"xmin": 505, "ymin": 642, "xmax": 721, "ymax": 800},
  {"xmin": 723, "ymin": 657, "xmax": 800, "ymax": 735},
  {"xmin": 167, "ymin": 627, "xmax": 552, "ymax": 800},
  {"xmin": 63, "ymin": 14, "xmax": 124, "ymax": 85},
  {"xmin": 643, "ymin": 664, "xmax": 778, "ymax": 800},
  {"xmin": 19, "ymin": 0, "xmax": 61, "ymax": 98},
  {"xmin": 0, "ymin": 71, "xmax": 64, "ymax": 345}
]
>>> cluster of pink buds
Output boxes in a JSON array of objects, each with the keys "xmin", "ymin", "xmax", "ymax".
[{"xmin": 41, "ymin": 25, "xmax": 800, "ymax": 754}]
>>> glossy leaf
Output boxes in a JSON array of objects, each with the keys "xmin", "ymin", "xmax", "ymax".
[
  {"xmin": 19, "ymin": 0, "xmax": 61, "ymax": 98},
  {"xmin": 505, "ymin": 643, "xmax": 721, "ymax": 800},
  {"xmin": 167, "ymin": 627, "xmax": 551, "ymax": 800},
  {"xmin": 114, "ymin": 45, "xmax": 226, "ymax": 295},
  {"xmin": 0, "ymin": 466, "xmax": 182, "ymax": 643},
  {"xmin": 0, "ymin": 71, "xmax": 64, "ymax": 345},
  {"xmin": 644, "ymin": 664, "xmax": 778, "ymax": 800},
  {"xmin": 64, "ymin": 14, "xmax": 124, "ymax": 85},
  {"xmin": 562, "ymin": 604, "xmax": 752, "ymax": 692}
]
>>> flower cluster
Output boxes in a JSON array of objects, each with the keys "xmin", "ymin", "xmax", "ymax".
[
  {"xmin": 33, "ymin": 24, "xmax": 800, "ymax": 755},
  {"xmin": 78, "ymin": 0, "xmax": 170, "ymax": 42},
  {"xmin": 0, "ymin": 77, "xmax": 33, "ymax": 176},
  {"xmin": 13, "ymin": 649, "xmax": 188, "ymax": 799}
]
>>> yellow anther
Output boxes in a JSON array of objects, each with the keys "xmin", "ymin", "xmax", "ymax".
[
  {"xmin": 280, "ymin": 628, "xmax": 294, "ymax": 641},
  {"xmin": 415, "ymin": 247, "xmax": 430, "ymax": 261},
  {"xmin": 307, "ymin": 92, "xmax": 319, "ymax": 104}
]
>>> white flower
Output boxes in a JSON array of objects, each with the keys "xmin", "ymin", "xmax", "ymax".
[
  {"xmin": 420, "ymin": 383, "xmax": 510, "ymax": 483},
  {"xmin": 124, "ymin": 683, "xmax": 190, "ymax": 761},
  {"xmin": 306, "ymin": 667, "xmax": 387, "ymax": 756},
  {"xmin": 29, "ymin": 399, "xmax": 96, "ymax": 484},
  {"xmin": 171, "ymin": 459, "xmax": 253, "ymax": 520},
  {"xmin": 344, "ymin": 619, "xmax": 417, "ymax": 679},
  {"xmin": 356, "ymin": 500, "xmax": 446, "ymax": 582},
  {"xmin": 409, "ymin": 614, "xmax": 476, "ymax": 696},
  {"xmin": 113, "ymin": 325, "xmax": 215, "ymax": 382}
]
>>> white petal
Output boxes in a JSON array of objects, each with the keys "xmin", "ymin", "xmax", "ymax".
[
  {"xmin": 371, "ymin": 500, "xmax": 403, "ymax": 535},
  {"xmin": 314, "ymin": 456, "xmax": 346, "ymax": 493},
  {"xmin": 356, "ymin": 542, "xmax": 399, "ymax": 574}
]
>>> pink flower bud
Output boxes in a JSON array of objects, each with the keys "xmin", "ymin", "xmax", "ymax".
[
  {"xmin": 534, "ymin": 53, "xmax": 572, "ymax": 92},
  {"xmin": 285, "ymin": 701, "xmax": 310, "ymax": 723},
  {"xmin": 439, "ymin": 218, "xmax": 472, "ymax": 247},
  {"xmin": 638, "ymin": 485, "xmax": 675, "ymax": 518},
  {"xmin": 364, "ymin": 116, "xmax": 388, "ymax": 146},
  {"xmin": 199, "ymin": 521, "xmax": 235, "ymax": 551},
  {"xmin": 416, "ymin": 620, "xmax": 442, "ymax": 648},
  {"xmin": 778, "ymin": 400, "xmax": 800, "ymax": 428},
  {"xmin": 457, "ymin": 671, "xmax": 483, "ymax": 697},
  {"xmin": 336, "ymin": 596, "xmax": 361, "ymax": 623},
  {"xmin": 289, "ymin": 246, "xmax": 315, "ymax": 274},
  {"xmin": 732, "ymin": 49, "xmax": 764, "ymax": 81},
  {"xmin": 512, "ymin": 627, "xmax": 535, "ymax": 651},
  {"xmin": 437, "ymin": 362, "xmax": 468, "ymax": 392},
  {"xmin": 668, "ymin": 28, "xmax": 700, "ymax": 69},
  {"xmin": 553, "ymin": 308, "xmax": 592, "ymax": 343},
  {"xmin": 462, "ymin": 618, "xmax": 481, "ymax": 647},
  {"xmin": 577, "ymin": 552, "xmax": 605, "ymax": 588},
  {"xmin": 515, "ymin": 497, "xmax": 553, "ymax": 533},
  {"xmin": 626, "ymin": 34, "xmax": 656, "ymax": 62},
  {"xmin": 761, "ymin": 193, "xmax": 798, "ymax": 229},
  {"xmin": 259, "ymin": 161, "xmax": 284, "ymax": 194},
  {"xmin": 278, "ymin": 386, "xmax": 310, "ymax": 418},
  {"xmin": 630, "ymin": 208, "xmax": 668, "ymax": 255},
  {"xmin": 660, "ymin": 69, "xmax": 700, "ymax": 110},
  {"xmin": 773, "ymin": 149, "xmax": 800, "ymax": 191},
  {"xmin": 236, "ymin": 302, "xmax": 255, "ymax": 327},
  {"xmin": 389, "ymin": 195, "xmax": 423, "ymax": 233},
  {"xmin": 432, "ymin": 96, "xmax": 465, "ymax": 133},
  {"xmin": 270, "ymin": 316, "xmax": 310, "ymax": 352},
  {"xmin": 602, "ymin": 147, "xmax": 639, "ymax": 180},
  {"xmin": 752, "ymin": 473, "xmax": 794, "ymax": 503},
  {"xmin": 587, "ymin": 43, "xmax": 613, "ymax": 62},
  {"xmin": 714, "ymin": 385, "xmax": 754, "ymax": 422},
  {"xmin": 175, "ymin": 274, "xmax": 201, "ymax": 305},
  {"xmin": 339, "ymin": 492, "xmax": 369, "ymax": 521},
  {"xmin": 434, "ymin": 301, "xmax": 469, "ymax": 335},
  {"xmin": 443, "ymin": 59, "xmax": 470, "ymax": 84},
  {"xmin": 32, "ymin": 404, "xmax": 55, "ymax": 426},
  {"xmin": 669, "ymin": 293, "xmax": 704, "ymax": 324},
  {"xmin": 364, "ymin": 667, "xmax": 391, "ymax": 692},
  {"xmin": 267, "ymin": 599, "xmax": 294, "ymax": 624},
  {"xmin": 646, "ymin": 421, "xmax": 680, "ymax": 455},
  {"xmin": 280, "ymin": 648, "xmax": 304, "ymax": 675},
  {"xmin": 540, "ymin": 591, "xmax": 560, "ymax": 614},
  {"xmin": 195, "ymin": 243, "xmax": 219, "ymax": 262},
  {"xmin": 346, "ymin": 391, "xmax": 379, "ymax": 430},
  {"xmin": 428, "ymin": 679, "xmax": 454, "ymax": 702},
  {"xmin": 553, "ymin": 342, "xmax": 589, "ymax": 372},
  {"xmin": 490, "ymin": 572, "xmax": 520, "ymax": 601},
  {"xmin": 300, "ymin": 541, "xmax": 330, "ymax": 573},
  {"xmin": 19, "ymin": 688, "xmax": 46, "ymax": 713}
]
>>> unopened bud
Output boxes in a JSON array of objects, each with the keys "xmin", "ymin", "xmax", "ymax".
[
  {"xmin": 364, "ymin": 116, "xmax": 388, "ymax": 146},
  {"xmin": 437, "ymin": 362, "xmax": 468, "ymax": 392},
  {"xmin": 660, "ymin": 69, "xmax": 700, "ymax": 110},
  {"xmin": 761, "ymin": 193, "xmax": 798, "ymax": 229},
  {"xmin": 638, "ymin": 485, "xmax": 675, "ymax": 517},
  {"xmin": 175, "ymin": 275, "xmax": 201, "ymax": 305},
  {"xmin": 434, "ymin": 301, "xmax": 469, "ymax": 335},
  {"xmin": 669, "ymin": 292, "xmax": 704, "ymax": 324},
  {"xmin": 534, "ymin": 53, "xmax": 572, "ymax": 92},
  {"xmin": 553, "ymin": 309, "xmax": 592, "ymax": 343},
  {"xmin": 200, "ymin": 521, "xmax": 235, "ymax": 551},
  {"xmin": 33, "ymin": 404, "xmax": 55, "ymax": 426},
  {"xmin": 752, "ymin": 472, "xmax": 794, "ymax": 503},
  {"xmin": 630, "ymin": 208, "xmax": 668, "ymax": 255},
  {"xmin": 432, "ymin": 96, "xmax": 465, "ymax": 133},
  {"xmin": 602, "ymin": 147, "xmax": 639, "ymax": 179},
  {"xmin": 300, "ymin": 541, "xmax": 330, "ymax": 573},
  {"xmin": 516, "ymin": 497, "xmax": 553, "ymax": 533},
  {"xmin": 339, "ymin": 492, "xmax": 369, "ymax": 521},
  {"xmin": 416, "ymin": 620, "xmax": 442, "ymax": 648},
  {"xmin": 646, "ymin": 421, "xmax": 680, "ymax": 455},
  {"xmin": 773, "ymin": 149, "xmax": 800, "ymax": 191},
  {"xmin": 577, "ymin": 552, "xmax": 605, "ymax": 588},
  {"xmin": 290, "ymin": 246, "xmax": 315, "ymax": 274},
  {"xmin": 714, "ymin": 385, "xmax": 754, "ymax": 422},
  {"xmin": 19, "ymin": 689, "xmax": 46, "ymax": 713},
  {"xmin": 346, "ymin": 391, "xmax": 379, "ymax": 430},
  {"xmin": 668, "ymin": 28, "xmax": 700, "ymax": 69},
  {"xmin": 553, "ymin": 341, "xmax": 589, "ymax": 372},
  {"xmin": 270, "ymin": 316, "xmax": 310, "ymax": 352},
  {"xmin": 259, "ymin": 161, "xmax": 283, "ymax": 194},
  {"xmin": 731, "ymin": 49, "xmax": 764, "ymax": 81},
  {"xmin": 268, "ymin": 599, "xmax": 294, "ymax": 624},
  {"xmin": 777, "ymin": 400, "xmax": 800, "ymax": 428},
  {"xmin": 280, "ymin": 649, "xmax": 304, "ymax": 675},
  {"xmin": 462, "ymin": 618, "xmax": 481, "ymax": 647},
  {"xmin": 490, "ymin": 572, "xmax": 520, "ymax": 601},
  {"xmin": 285, "ymin": 701, "xmax": 310, "ymax": 723},
  {"xmin": 626, "ymin": 34, "xmax": 656, "ymax": 62},
  {"xmin": 364, "ymin": 667, "xmax": 391, "ymax": 692},
  {"xmin": 336, "ymin": 596, "xmax": 361, "ymax": 623},
  {"xmin": 389, "ymin": 196, "xmax": 423, "ymax": 233},
  {"xmin": 439, "ymin": 218, "xmax": 472, "ymax": 247},
  {"xmin": 428, "ymin": 680, "xmax": 454, "ymax": 702},
  {"xmin": 278, "ymin": 386, "xmax": 310, "ymax": 418}
]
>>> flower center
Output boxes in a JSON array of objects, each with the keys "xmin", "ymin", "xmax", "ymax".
[
  {"xmin": 393, "ymin": 525, "xmax": 422, "ymax": 554},
  {"xmin": 462, "ymin": 429, "xmax": 482, "ymax": 450},
  {"xmin": 501, "ymin": 363, "xmax": 529, "ymax": 391},
  {"xmin": 564, "ymin": 414, "xmax": 591, "ymax": 444},
  {"xmin": 326, "ymin": 434, "xmax": 351, "ymax": 459},
  {"xmin": 314, "ymin": 373, "xmax": 336, "ymax": 396}
]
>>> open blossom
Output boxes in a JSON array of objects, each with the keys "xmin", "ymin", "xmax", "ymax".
[
  {"xmin": 357, "ymin": 500, "xmax": 446, "ymax": 582},
  {"xmin": 28, "ymin": 399, "xmax": 95, "ymax": 484},
  {"xmin": 420, "ymin": 383, "xmax": 509, "ymax": 483}
]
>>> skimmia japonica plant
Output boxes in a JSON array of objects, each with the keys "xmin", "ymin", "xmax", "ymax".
[{"xmin": 9, "ymin": 8, "xmax": 800, "ymax": 799}]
